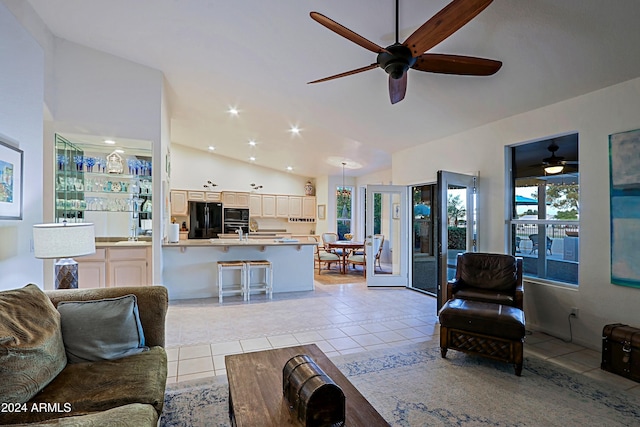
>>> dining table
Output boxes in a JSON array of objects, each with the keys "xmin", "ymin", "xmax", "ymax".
[{"xmin": 326, "ymin": 240, "xmax": 365, "ymax": 273}]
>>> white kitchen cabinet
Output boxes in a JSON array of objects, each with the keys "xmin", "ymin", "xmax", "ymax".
[
  {"xmin": 276, "ymin": 195, "xmax": 289, "ymax": 218},
  {"xmin": 302, "ymin": 196, "xmax": 316, "ymax": 219},
  {"xmin": 261, "ymin": 195, "xmax": 276, "ymax": 217},
  {"xmin": 76, "ymin": 246, "xmax": 151, "ymax": 287},
  {"xmin": 249, "ymin": 194, "xmax": 262, "ymax": 217},
  {"xmin": 288, "ymin": 196, "xmax": 302, "ymax": 218},
  {"xmin": 77, "ymin": 248, "xmax": 107, "ymax": 288},
  {"xmin": 236, "ymin": 192, "xmax": 250, "ymax": 207},
  {"xmin": 108, "ymin": 247, "xmax": 150, "ymax": 287},
  {"xmin": 171, "ymin": 190, "xmax": 188, "ymax": 216},
  {"xmin": 187, "ymin": 190, "xmax": 205, "ymax": 201},
  {"xmin": 109, "ymin": 260, "xmax": 148, "ymax": 287},
  {"xmin": 222, "ymin": 191, "xmax": 250, "ymax": 208},
  {"xmin": 205, "ymin": 192, "xmax": 221, "ymax": 202},
  {"xmin": 78, "ymin": 262, "xmax": 107, "ymax": 288}
]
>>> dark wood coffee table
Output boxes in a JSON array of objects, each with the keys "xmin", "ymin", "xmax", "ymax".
[{"xmin": 225, "ymin": 344, "xmax": 389, "ymax": 426}]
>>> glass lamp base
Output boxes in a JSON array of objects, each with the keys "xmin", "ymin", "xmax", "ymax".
[{"xmin": 55, "ymin": 258, "xmax": 79, "ymax": 289}]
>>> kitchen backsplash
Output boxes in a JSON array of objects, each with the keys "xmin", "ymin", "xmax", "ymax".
[{"xmin": 251, "ymin": 217, "xmax": 314, "ymax": 235}]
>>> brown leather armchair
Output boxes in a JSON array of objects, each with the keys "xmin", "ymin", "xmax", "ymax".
[{"xmin": 446, "ymin": 252, "xmax": 523, "ymax": 309}]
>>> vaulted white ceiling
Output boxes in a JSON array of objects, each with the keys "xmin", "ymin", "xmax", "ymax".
[{"xmin": 27, "ymin": 0, "xmax": 640, "ymax": 178}]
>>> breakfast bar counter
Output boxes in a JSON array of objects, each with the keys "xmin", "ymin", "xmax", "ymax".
[{"xmin": 162, "ymin": 239, "xmax": 317, "ymax": 300}]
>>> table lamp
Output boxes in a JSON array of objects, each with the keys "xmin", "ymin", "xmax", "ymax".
[{"xmin": 33, "ymin": 222, "xmax": 96, "ymax": 289}]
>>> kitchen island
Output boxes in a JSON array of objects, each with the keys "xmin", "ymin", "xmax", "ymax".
[{"xmin": 162, "ymin": 239, "xmax": 317, "ymax": 300}]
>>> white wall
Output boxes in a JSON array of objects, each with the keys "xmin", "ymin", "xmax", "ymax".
[
  {"xmin": 313, "ymin": 175, "xmax": 330, "ymax": 236},
  {"xmin": 50, "ymin": 39, "xmax": 166, "ymax": 286},
  {"xmin": 393, "ymin": 76, "xmax": 640, "ymax": 349},
  {"xmin": 0, "ymin": 2, "xmax": 45, "ymax": 290},
  {"xmin": 171, "ymin": 143, "xmax": 314, "ymax": 195},
  {"xmin": 51, "ymin": 39, "xmax": 164, "ymax": 142}
]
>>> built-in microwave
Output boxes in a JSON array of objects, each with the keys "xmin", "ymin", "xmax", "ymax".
[{"xmin": 224, "ymin": 207, "xmax": 249, "ymax": 222}]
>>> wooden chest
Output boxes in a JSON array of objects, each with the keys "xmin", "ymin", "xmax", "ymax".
[
  {"xmin": 601, "ymin": 323, "xmax": 640, "ymax": 383},
  {"xmin": 283, "ymin": 354, "xmax": 345, "ymax": 427}
]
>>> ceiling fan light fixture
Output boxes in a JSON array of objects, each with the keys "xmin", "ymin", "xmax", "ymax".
[
  {"xmin": 377, "ymin": 44, "xmax": 415, "ymax": 79},
  {"xmin": 544, "ymin": 165, "xmax": 564, "ymax": 175}
]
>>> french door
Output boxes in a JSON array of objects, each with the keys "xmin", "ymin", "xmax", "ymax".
[
  {"xmin": 436, "ymin": 171, "xmax": 478, "ymax": 310},
  {"xmin": 365, "ymin": 185, "xmax": 410, "ymax": 287}
]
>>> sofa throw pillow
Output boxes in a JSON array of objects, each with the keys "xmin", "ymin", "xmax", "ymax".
[
  {"xmin": 57, "ymin": 294, "xmax": 148, "ymax": 363},
  {"xmin": 0, "ymin": 284, "xmax": 67, "ymax": 403}
]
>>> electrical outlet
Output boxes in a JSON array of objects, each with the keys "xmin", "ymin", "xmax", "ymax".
[{"xmin": 570, "ymin": 307, "xmax": 579, "ymax": 318}]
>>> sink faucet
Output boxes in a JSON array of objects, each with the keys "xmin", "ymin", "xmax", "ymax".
[{"xmin": 236, "ymin": 227, "xmax": 243, "ymax": 241}]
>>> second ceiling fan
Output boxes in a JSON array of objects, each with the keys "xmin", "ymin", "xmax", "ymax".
[{"xmin": 308, "ymin": 0, "xmax": 502, "ymax": 104}]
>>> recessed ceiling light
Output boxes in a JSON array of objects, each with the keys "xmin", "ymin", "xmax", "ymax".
[
  {"xmin": 228, "ymin": 107, "xmax": 239, "ymax": 116},
  {"xmin": 115, "ymin": 149, "xmax": 125, "ymax": 154},
  {"xmin": 104, "ymin": 139, "xmax": 116, "ymax": 145},
  {"xmin": 286, "ymin": 166, "xmax": 293, "ymax": 171},
  {"xmin": 208, "ymin": 146, "xmax": 215, "ymax": 151},
  {"xmin": 249, "ymin": 156, "xmax": 256, "ymax": 162},
  {"xmin": 289, "ymin": 125, "xmax": 300, "ymax": 135},
  {"xmin": 248, "ymin": 140, "xmax": 256, "ymax": 146}
]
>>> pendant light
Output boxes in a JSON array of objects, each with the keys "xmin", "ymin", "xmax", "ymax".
[{"xmin": 543, "ymin": 141, "xmax": 565, "ymax": 175}]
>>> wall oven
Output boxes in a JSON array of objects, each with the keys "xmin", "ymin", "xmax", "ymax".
[{"xmin": 223, "ymin": 208, "xmax": 249, "ymax": 234}]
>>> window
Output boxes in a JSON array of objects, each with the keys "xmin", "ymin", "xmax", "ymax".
[
  {"xmin": 336, "ymin": 186, "xmax": 352, "ymax": 239},
  {"xmin": 508, "ymin": 134, "xmax": 579, "ymax": 285}
]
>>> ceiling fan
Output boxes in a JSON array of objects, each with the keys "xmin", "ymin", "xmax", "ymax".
[
  {"xmin": 541, "ymin": 141, "xmax": 578, "ymax": 175},
  {"xmin": 308, "ymin": 0, "xmax": 502, "ymax": 104}
]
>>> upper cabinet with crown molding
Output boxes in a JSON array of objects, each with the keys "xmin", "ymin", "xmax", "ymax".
[{"xmin": 222, "ymin": 192, "xmax": 250, "ymax": 208}]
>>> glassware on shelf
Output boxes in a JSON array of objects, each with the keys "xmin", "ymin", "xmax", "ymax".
[
  {"xmin": 140, "ymin": 180, "xmax": 152, "ymax": 194},
  {"xmin": 56, "ymin": 154, "xmax": 68, "ymax": 170},
  {"xmin": 84, "ymin": 156, "xmax": 96, "ymax": 172},
  {"xmin": 96, "ymin": 157, "xmax": 106, "ymax": 173},
  {"xmin": 127, "ymin": 159, "xmax": 136, "ymax": 175},
  {"xmin": 73, "ymin": 155, "xmax": 84, "ymax": 171}
]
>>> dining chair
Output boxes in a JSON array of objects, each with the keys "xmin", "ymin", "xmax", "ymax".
[
  {"xmin": 321, "ymin": 232, "xmax": 344, "ymax": 256},
  {"xmin": 315, "ymin": 242, "xmax": 341, "ymax": 274},
  {"xmin": 346, "ymin": 239, "xmax": 367, "ymax": 277}
]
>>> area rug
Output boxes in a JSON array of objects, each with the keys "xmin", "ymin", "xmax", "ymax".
[
  {"xmin": 314, "ymin": 269, "xmax": 366, "ymax": 285},
  {"xmin": 160, "ymin": 341, "xmax": 640, "ymax": 426}
]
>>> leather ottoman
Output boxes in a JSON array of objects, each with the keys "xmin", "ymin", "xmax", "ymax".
[{"xmin": 438, "ymin": 298, "xmax": 526, "ymax": 376}]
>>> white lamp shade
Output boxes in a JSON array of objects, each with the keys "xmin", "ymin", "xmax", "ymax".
[{"xmin": 33, "ymin": 223, "xmax": 96, "ymax": 259}]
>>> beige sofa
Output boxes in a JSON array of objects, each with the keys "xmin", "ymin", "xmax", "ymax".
[{"xmin": 0, "ymin": 285, "xmax": 168, "ymax": 426}]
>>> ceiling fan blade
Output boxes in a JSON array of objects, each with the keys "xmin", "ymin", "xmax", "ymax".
[
  {"xmin": 308, "ymin": 63, "xmax": 379, "ymax": 84},
  {"xmin": 389, "ymin": 73, "xmax": 407, "ymax": 104},
  {"xmin": 403, "ymin": 0, "xmax": 494, "ymax": 57},
  {"xmin": 310, "ymin": 12, "xmax": 389, "ymax": 54},
  {"xmin": 412, "ymin": 53, "xmax": 502, "ymax": 75}
]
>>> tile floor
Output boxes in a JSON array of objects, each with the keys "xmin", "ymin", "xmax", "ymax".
[{"xmin": 165, "ymin": 281, "xmax": 640, "ymax": 395}]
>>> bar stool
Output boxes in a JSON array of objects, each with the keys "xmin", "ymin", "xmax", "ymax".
[
  {"xmin": 244, "ymin": 260, "xmax": 273, "ymax": 301},
  {"xmin": 217, "ymin": 260, "xmax": 246, "ymax": 303}
]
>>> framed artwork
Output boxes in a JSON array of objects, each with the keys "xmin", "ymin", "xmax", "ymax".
[
  {"xmin": 0, "ymin": 137, "xmax": 23, "ymax": 220},
  {"xmin": 609, "ymin": 128, "xmax": 640, "ymax": 288},
  {"xmin": 317, "ymin": 204, "xmax": 326, "ymax": 220},
  {"xmin": 392, "ymin": 203, "xmax": 400, "ymax": 219}
]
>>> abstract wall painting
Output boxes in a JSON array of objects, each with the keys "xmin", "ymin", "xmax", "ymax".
[
  {"xmin": 0, "ymin": 137, "xmax": 23, "ymax": 220},
  {"xmin": 609, "ymin": 128, "xmax": 640, "ymax": 288}
]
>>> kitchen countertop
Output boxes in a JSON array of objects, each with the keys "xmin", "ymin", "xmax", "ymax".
[
  {"xmin": 95, "ymin": 240, "xmax": 152, "ymax": 247},
  {"xmin": 163, "ymin": 238, "xmax": 317, "ymax": 247}
]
